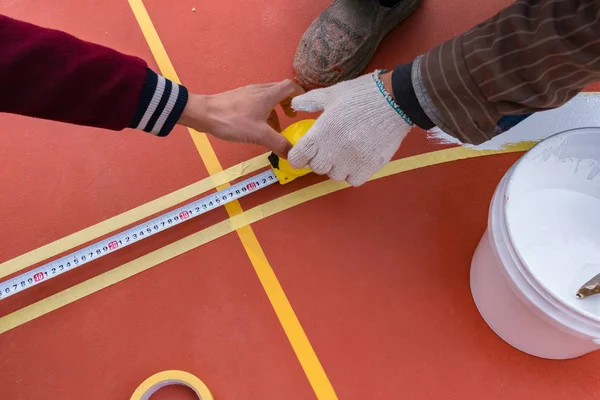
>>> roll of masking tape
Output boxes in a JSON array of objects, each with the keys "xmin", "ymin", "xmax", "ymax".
[{"xmin": 130, "ymin": 370, "xmax": 214, "ymax": 400}]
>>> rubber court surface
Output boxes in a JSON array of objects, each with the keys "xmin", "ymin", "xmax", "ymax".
[{"xmin": 1, "ymin": 0, "xmax": 600, "ymax": 399}]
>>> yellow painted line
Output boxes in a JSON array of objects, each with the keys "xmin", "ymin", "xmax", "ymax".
[
  {"xmin": 128, "ymin": 0, "xmax": 223, "ymax": 174},
  {"xmin": 128, "ymin": 1, "xmax": 338, "ymax": 398},
  {"xmin": 0, "ymin": 154, "xmax": 269, "ymax": 281},
  {"xmin": 189, "ymin": 130, "xmax": 227, "ymax": 177},
  {"xmin": 127, "ymin": 0, "xmax": 181, "ymax": 83},
  {"xmin": 0, "ymin": 142, "xmax": 534, "ymax": 337},
  {"xmin": 226, "ymin": 200, "xmax": 336, "ymax": 398}
]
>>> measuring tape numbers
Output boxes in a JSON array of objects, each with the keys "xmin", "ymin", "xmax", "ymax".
[{"xmin": 0, "ymin": 170, "xmax": 278, "ymax": 300}]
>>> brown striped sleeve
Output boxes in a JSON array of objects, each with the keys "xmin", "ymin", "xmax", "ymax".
[{"xmin": 413, "ymin": 0, "xmax": 600, "ymax": 145}]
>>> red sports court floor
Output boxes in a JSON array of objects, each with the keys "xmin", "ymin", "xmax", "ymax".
[{"xmin": 1, "ymin": 0, "xmax": 600, "ymax": 399}]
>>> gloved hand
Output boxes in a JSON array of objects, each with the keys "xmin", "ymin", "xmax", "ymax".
[{"xmin": 289, "ymin": 70, "xmax": 414, "ymax": 186}]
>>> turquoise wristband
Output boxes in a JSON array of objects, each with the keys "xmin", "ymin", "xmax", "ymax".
[{"xmin": 372, "ymin": 69, "xmax": 414, "ymax": 127}]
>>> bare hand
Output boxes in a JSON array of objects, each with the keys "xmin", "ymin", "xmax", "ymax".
[{"xmin": 178, "ymin": 79, "xmax": 304, "ymax": 157}]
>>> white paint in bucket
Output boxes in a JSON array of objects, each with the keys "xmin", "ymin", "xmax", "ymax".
[
  {"xmin": 470, "ymin": 127, "xmax": 600, "ymax": 359},
  {"xmin": 509, "ymin": 191, "xmax": 600, "ymax": 317}
]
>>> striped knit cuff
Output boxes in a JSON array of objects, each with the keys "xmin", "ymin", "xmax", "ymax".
[{"xmin": 129, "ymin": 68, "xmax": 188, "ymax": 137}]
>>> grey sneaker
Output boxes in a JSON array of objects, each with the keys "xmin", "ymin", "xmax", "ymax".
[{"xmin": 293, "ymin": 0, "xmax": 421, "ymax": 89}]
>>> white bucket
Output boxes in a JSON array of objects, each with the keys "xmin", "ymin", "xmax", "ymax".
[{"xmin": 470, "ymin": 127, "xmax": 600, "ymax": 359}]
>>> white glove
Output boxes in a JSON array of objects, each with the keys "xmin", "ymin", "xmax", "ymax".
[{"xmin": 289, "ymin": 70, "xmax": 414, "ymax": 187}]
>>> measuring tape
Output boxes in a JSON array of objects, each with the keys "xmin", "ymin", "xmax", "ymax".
[
  {"xmin": 0, "ymin": 119, "xmax": 316, "ymax": 301},
  {"xmin": 0, "ymin": 169, "xmax": 277, "ymax": 300}
]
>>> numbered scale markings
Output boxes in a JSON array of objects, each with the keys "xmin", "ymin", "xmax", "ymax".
[{"xmin": 0, "ymin": 170, "xmax": 279, "ymax": 300}]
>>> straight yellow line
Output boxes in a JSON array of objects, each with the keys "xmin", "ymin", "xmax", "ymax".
[
  {"xmin": 0, "ymin": 154, "xmax": 269, "ymax": 280},
  {"xmin": 127, "ymin": 0, "xmax": 180, "ymax": 83},
  {"xmin": 127, "ymin": 1, "xmax": 338, "ymax": 398},
  {"xmin": 236, "ymin": 224, "xmax": 337, "ymax": 394},
  {"xmin": 0, "ymin": 143, "xmax": 534, "ymax": 336},
  {"xmin": 127, "ymin": 0, "xmax": 224, "ymax": 174}
]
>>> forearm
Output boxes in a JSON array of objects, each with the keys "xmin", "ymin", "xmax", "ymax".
[
  {"xmin": 0, "ymin": 14, "xmax": 187, "ymax": 136},
  {"xmin": 391, "ymin": 0, "xmax": 600, "ymax": 144}
]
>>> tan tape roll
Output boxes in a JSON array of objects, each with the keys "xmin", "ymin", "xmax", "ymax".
[{"xmin": 130, "ymin": 370, "xmax": 214, "ymax": 400}]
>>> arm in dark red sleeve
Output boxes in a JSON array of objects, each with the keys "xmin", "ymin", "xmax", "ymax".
[{"xmin": 0, "ymin": 14, "xmax": 187, "ymax": 136}]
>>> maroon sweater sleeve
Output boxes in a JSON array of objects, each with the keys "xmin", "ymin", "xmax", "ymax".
[{"xmin": 0, "ymin": 14, "xmax": 188, "ymax": 136}]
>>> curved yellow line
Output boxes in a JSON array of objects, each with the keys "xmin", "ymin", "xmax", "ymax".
[
  {"xmin": 0, "ymin": 141, "xmax": 535, "ymax": 335},
  {"xmin": 0, "ymin": 140, "xmax": 537, "ymax": 281}
]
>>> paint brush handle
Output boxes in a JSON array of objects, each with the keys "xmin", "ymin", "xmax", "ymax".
[{"xmin": 576, "ymin": 267, "xmax": 600, "ymax": 299}]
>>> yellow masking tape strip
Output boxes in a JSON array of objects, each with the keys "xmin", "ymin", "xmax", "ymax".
[
  {"xmin": 0, "ymin": 142, "xmax": 535, "ymax": 336},
  {"xmin": 0, "ymin": 154, "xmax": 269, "ymax": 281},
  {"xmin": 128, "ymin": 1, "xmax": 338, "ymax": 398},
  {"xmin": 130, "ymin": 370, "xmax": 213, "ymax": 400}
]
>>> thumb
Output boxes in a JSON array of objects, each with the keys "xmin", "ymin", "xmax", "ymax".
[
  {"xmin": 291, "ymin": 88, "xmax": 331, "ymax": 113},
  {"xmin": 288, "ymin": 117, "xmax": 323, "ymax": 169},
  {"xmin": 258, "ymin": 126, "xmax": 293, "ymax": 158}
]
